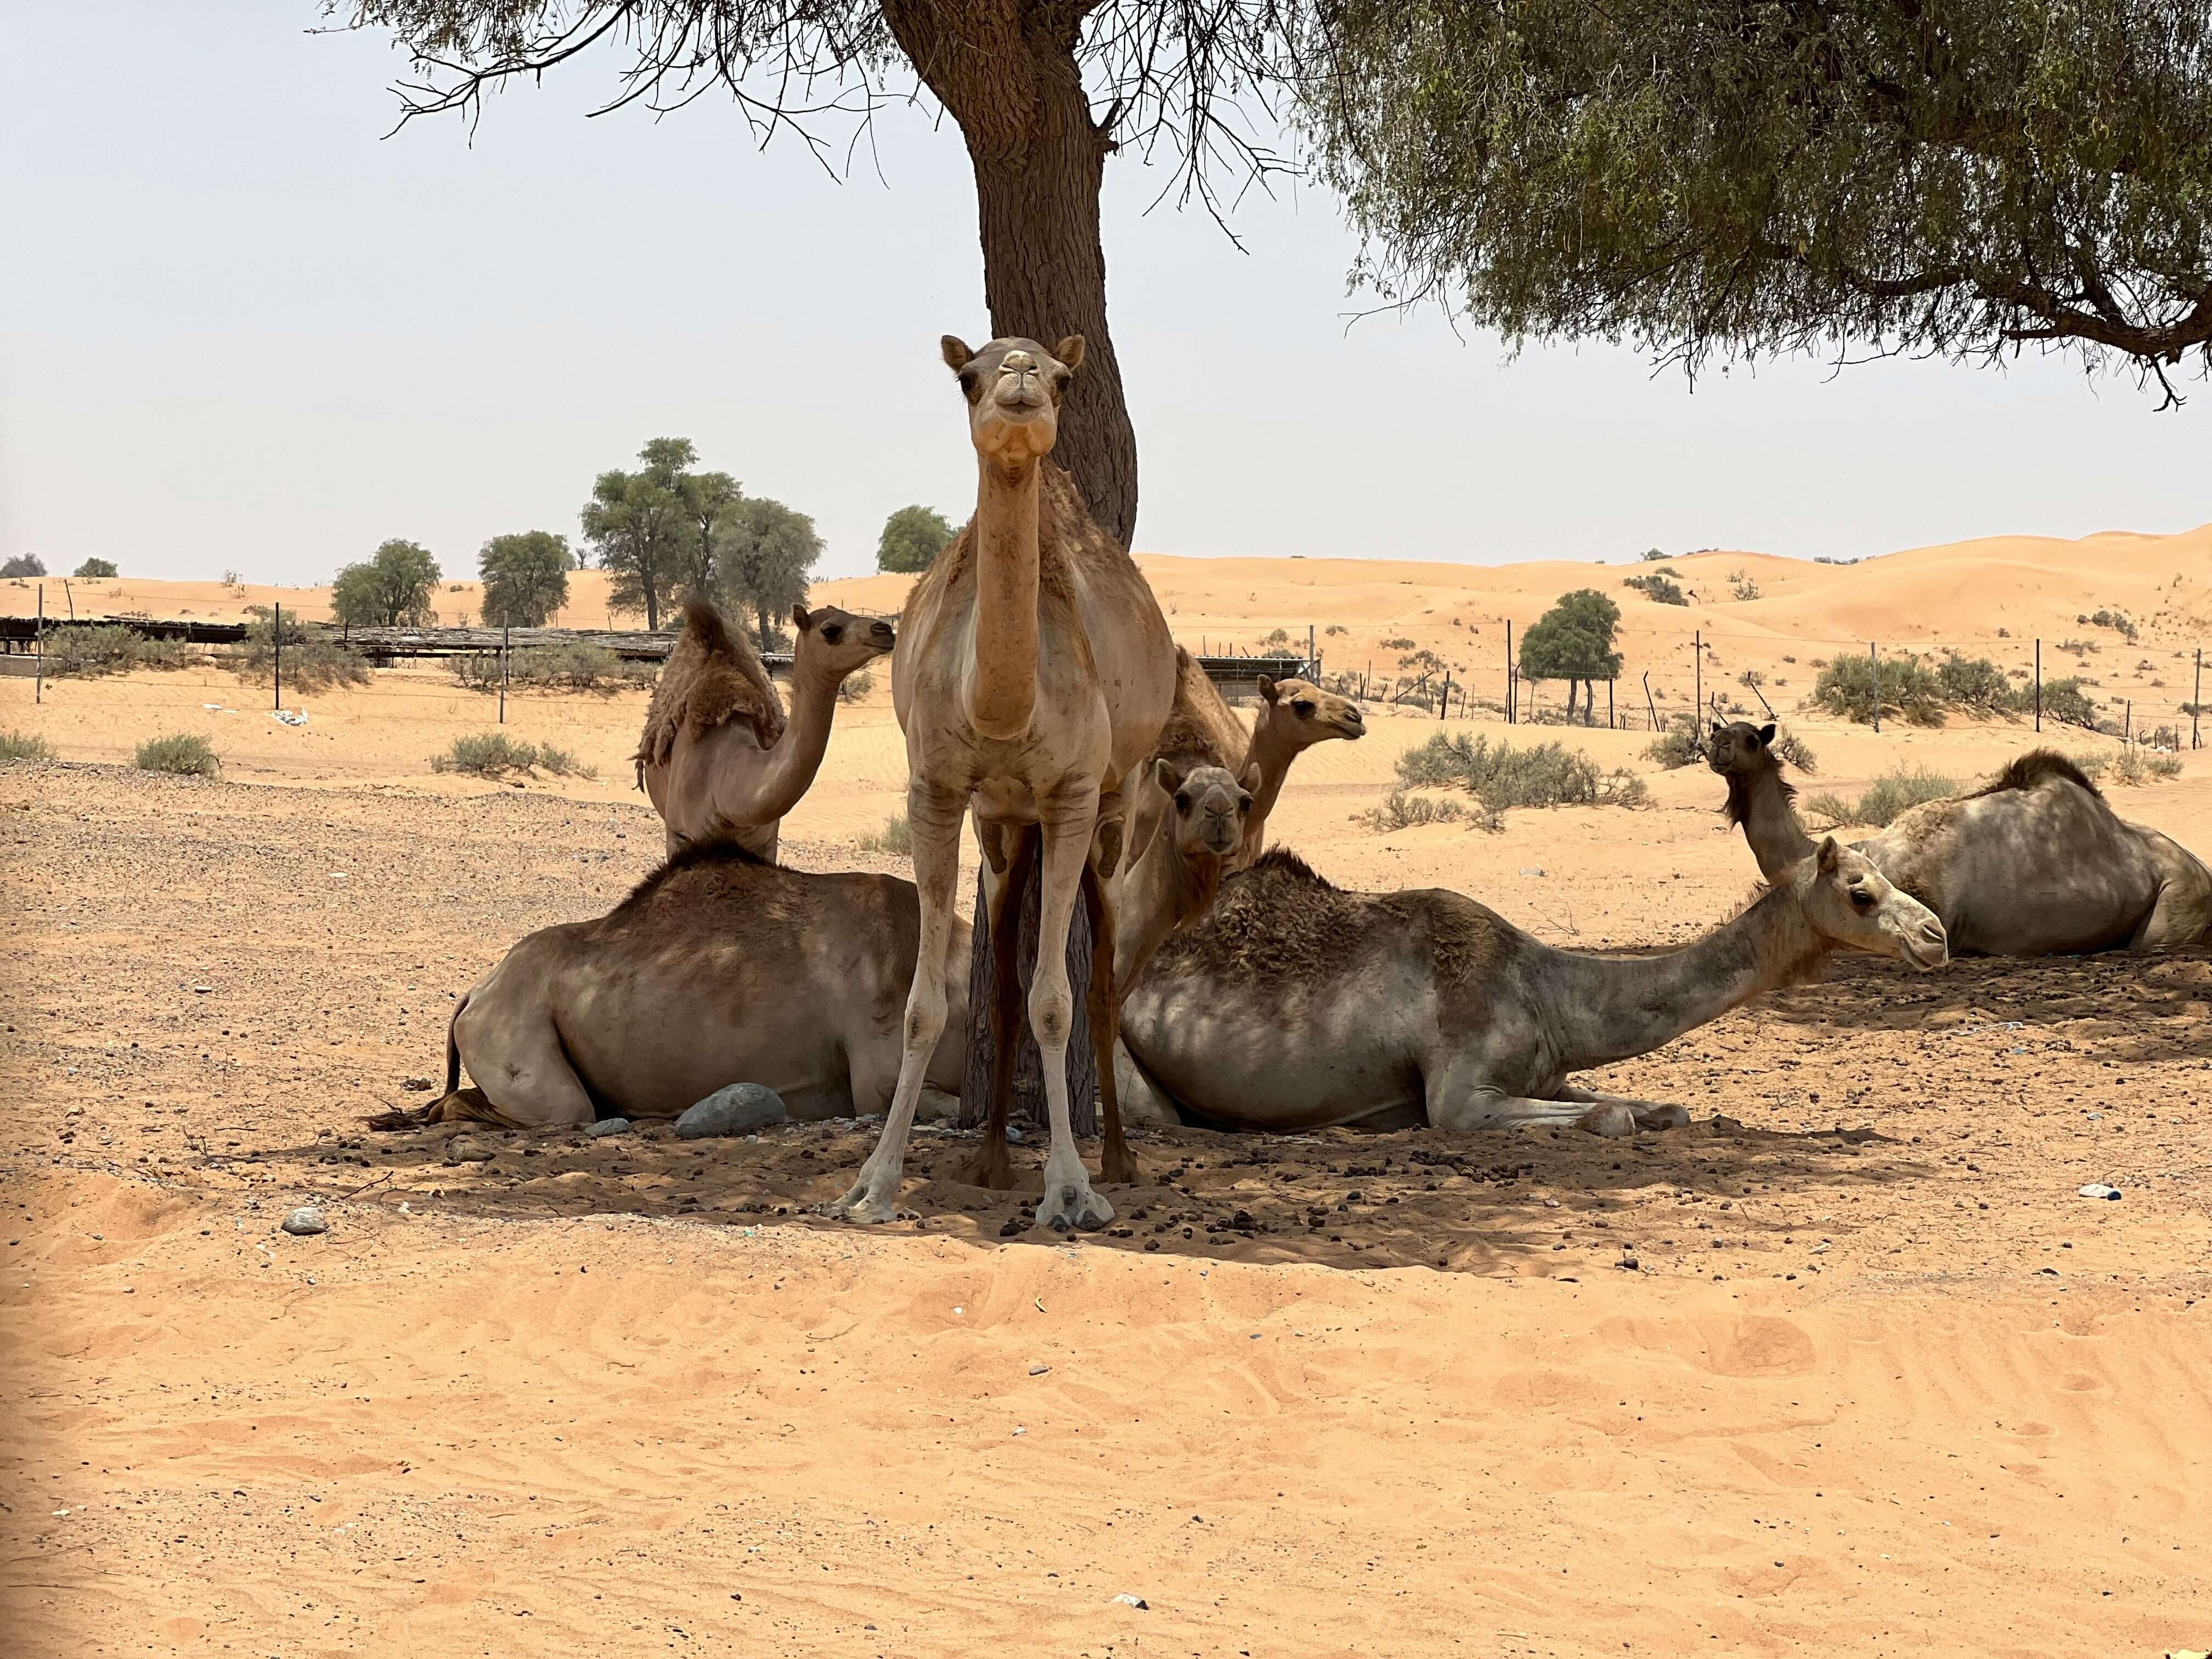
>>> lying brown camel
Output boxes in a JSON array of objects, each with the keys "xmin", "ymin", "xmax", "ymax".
[
  {"xmin": 373, "ymin": 842, "xmax": 972, "ymax": 1129},
  {"xmin": 635, "ymin": 597, "xmax": 892, "ymax": 860},
  {"xmin": 1116, "ymin": 838, "xmax": 1946, "ymax": 1135},
  {"xmin": 1124, "ymin": 650, "xmax": 1364, "ymax": 875},
  {"xmin": 371, "ymin": 767, "xmax": 1242, "ymax": 1138},
  {"xmin": 1708, "ymin": 720, "xmax": 2212, "ymax": 953}
]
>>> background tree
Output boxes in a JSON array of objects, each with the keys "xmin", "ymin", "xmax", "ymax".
[
  {"xmin": 2, "ymin": 554, "xmax": 48, "ymax": 578},
  {"xmin": 74, "ymin": 558, "xmax": 119, "ymax": 578},
  {"xmin": 478, "ymin": 531, "xmax": 573, "ymax": 627},
  {"xmin": 1312, "ymin": 0, "xmax": 2212, "ymax": 403},
  {"xmin": 337, "ymin": 0, "xmax": 1316, "ymax": 549},
  {"xmin": 331, "ymin": 539, "xmax": 442, "ymax": 628},
  {"xmin": 716, "ymin": 498, "xmax": 822, "ymax": 650},
  {"xmin": 675, "ymin": 462, "xmax": 744, "ymax": 599},
  {"xmin": 1519, "ymin": 588, "xmax": 1622, "ymax": 724},
  {"xmin": 581, "ymin": 445, "xmax": 690, "ymax": 630},
  {"xmin": 877, "ymin": 504, "xmax": 956, "ymax": 574}
]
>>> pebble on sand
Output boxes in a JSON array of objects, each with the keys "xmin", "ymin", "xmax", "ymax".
[
  {"xmin": 585, "ymin": 1118, "xmax": 633, "ymax": 1138},
  {"xmin": 281, "ymin": 1206, "xmax": 328, "ymax": 1236},
  {"xmin": 1110, "ymin": 1594, "xmax": 1149, "ymax": 1609},
  {"xmin": 675, "ymin": 1083, "xmax": 788, "ymax": 1139}
]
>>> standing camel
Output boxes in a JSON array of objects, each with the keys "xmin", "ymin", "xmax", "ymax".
[
  {"xmin": 823, "ymin": 334, "xmax": 1175, "ymax": 1231},
  {"xmin": 1708, "ymin": 720, "xmax": 2212, "ymax": 953},
  {"xmin": 1123, "ymin": 649, "xmax": 1364, "ymax": 875},
  {"xmin": 635, "ymin": 597, "xmax": 893, "ymax": 860},
  {"xmin": 1117, "ymin": 838, "xmax": 1946, "ymax": 1135}
]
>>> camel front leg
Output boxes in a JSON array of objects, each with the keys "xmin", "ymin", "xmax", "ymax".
[
  {"xmin": 1427, "ymin": 1059, "xmax": 1653, "ymax": 1139},
  {"xmin": 963, "ymin": 825, "xmax": 1033, "ymax": 1192},
  {"xmin": 823, "ymin": 781, "xmax": 966, "ymax": 1224},
  {"xmin": 1030, "ymin": 786, "xmax": 1113, "ymax": 1233},
  {"xmin": 1551, "ymin": 1084, "xmax": 1690, "ymax": 1132},
  {"xmin": 1081, "ymin": 861, "xmax": 1138, "ymax": 1186}
]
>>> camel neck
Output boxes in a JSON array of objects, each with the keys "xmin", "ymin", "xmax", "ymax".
[
  {"xmin": 1113, "ymin": 820, "xmax": 1222, "ymax": 996},
  {"xmin": 735, "ymin": 658, "xmax": 841, "ymax": 824},
  {"xmin": 969, "ymin": 456, "xmax": 1040, "ymax": 740},
  {"xmin": 1733, "ymin": 766, "xmax": 1816, "ymax": 884},
  {"xmin": 1239, "ymin": 719, "xmax": 1299, "ymax": 850},
  {"xmin": 1541, "ymin": 888, "xmax": 1825, "ymax": 1073}
]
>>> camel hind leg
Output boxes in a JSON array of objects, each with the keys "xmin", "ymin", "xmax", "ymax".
[
  {"xmin": 368, "ymin": 983, "xmax": 595, "ymax": 1132},
  {"xmin": 2131, "ymin": 876, "xmax": 2212, "ymax": 951},
  {"xmin": 1084, "ymin": 861, "xmax": 1138, "ymax": 1186}
]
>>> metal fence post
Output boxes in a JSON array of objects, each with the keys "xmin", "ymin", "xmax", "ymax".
[
  {"xmin": 1869, "ymin": 639, "xmax": 1880, "ymax": 733},
  {"xmin": 34, "ymin": 585, "xmax": 43, "ymax": 704},
  {"xmin": 1693, "ymin": 631, "xmax": 1701, "ymax": 729},
  {"xmin": 1505, "ymin": 621, "xmax": 1514, "ymax": 724},
  {"xmin": 2194, "ymin": 648, "xmax": 2203, "ymax": 749},
  {"xmin": 500, "ymin": 611, "xmax": 510, "ymax": 725},
  {"xmin": 273, "ymin": 601, "xmax": 282, "ymax": 712},
  {"xmin": 2035, "ymin": 639, "xmax": 2042, "ymax": 733}
]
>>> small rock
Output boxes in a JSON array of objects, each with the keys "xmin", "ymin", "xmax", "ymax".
[
  {"xmin": 1005, "ymin": 1124, "xmax": 1025, "ymax": 1143},
  {"xmin": 400, "ymin": 1076, "xmax": 436, "ymax": 1093},
  {"xmin": 585, "ymin": 1118, "xmax": 633, "ymax": 1138},
  {"xmin": 445, "ymin": 1136, "xmax": 495, "ymax": 1164},
  {"xmin": 1110, "ymin": 1594, "xmax": 1149, "ymax": 1610},
  {"xmin": 675, "ymin": 1083, "xmax": 788, "ymax": 1139},
  {"xmin": 1618, "ymin": 1254, "xmax": 1639, "ymax": 1271},
  {"xmin": 1518, "ymin": 867, "xmax": 1545, "ymax": 877},
  {"xmin": 191, "ymin": 983, "xmax": 213, "ymax": 994},
  {"xmin": 2076, "ymin": 1183, "xmax": 2122, "ymax": 1200},
  {"xmin": 1029, "ymin": 1364, "xmax": 1051, "ymax": 1376},
  {"xmin": 281, "ymin": 1206, "xmax": 328, "ymax": 1236}
]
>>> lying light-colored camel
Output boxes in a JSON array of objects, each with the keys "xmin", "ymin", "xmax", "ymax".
[
  {"xmin": 370, "ymin": 842, "xmax": 970, "ymax": 1129},
  {"xmin": 826, "ymin": 333, "xmax": 1176, "ymax": 1231},
  {"xmin": 1708, "ymin": 720, "xmax": 2212, "ymax": 953},
  {"xmin": 635, "ymin": 597, "xmax": 893, "ymax": 860},
  {"xmin": 1116, "ymin": 838, "xmax": 1946, "ymax": 1135},
  {"xmin": 1125, "ymin": 648, "xmax": 1365, "ymax": 874}
]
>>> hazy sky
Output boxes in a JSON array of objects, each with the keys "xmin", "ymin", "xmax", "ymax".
[{"xmin": 4, "ymin": 1, "xmax": 2208, "ymax": 586}]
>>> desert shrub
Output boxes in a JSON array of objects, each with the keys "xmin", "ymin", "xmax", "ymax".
[
  {"xmin": 1324, "ymin": 623, "xmax": 1348, "ymax": 636},
  {"xmin": 432, "ymin": 732, "xmax": 597, "ymax": 779},
  {"xmin": 2083, "ymin": 608, "xmax": 2139, "ymax": 642},
  {"xmin": 860, "ymin": 813, "xmax": 912, "ymax": 854},
  {"xmin": 448, "ymin": 643, "xmax": 652, "ymax": 693},
  {"xmin": 2059, "ymin": 637, "xmax": 2100, "ymax": 656},
  {"xmin": 1362, "ymin": 790, "xmax": 1492, "ymax": 833},
  {"xmin": 2113, "ymin": 748, "xmax": 2183, "ymax": 786},
  {"xmin": 1622, "ymin": 573, "xmax": 1688, "ymax": 605},
  {"xmin": 2038, "ymin": 678, "xmax": 2100, "ymax": 727},
  {"xmin": 1381, "ymin": 636, "xmax": 1416, "ymax": 650},
  {"xmin": 1936, "ymin": 653, "xmax": 2029, "ymax": 716},
  {"xmin": 1, "ymin": 729, "xmax": 57, "ymax": 763},
  {"xmin": 1773, "ymin": 730, "xmax": 1818, "ymax": 773},
  {"xmin": 837, "ymin": 670, "xmax": 874, "ymax": 704},
  {"xmin": 1643, "ymin": 713, "xmax": 1702, "ymax": 768},
  {"xmin": 1396, "ymin": 732, "xmax": 1646, "ymax": 813},
  {"xmin": 1726, "ymin": 569, "xmax": 1761, "ymax": 600},
  {"xmin": 2146, "ymin": 724, "xmax": 2182, "ymax": 751},
  {"xmin": 232, "ymin": 609, "xmax": 369, "ymax": 693},
  {"xmin": 1260, "ymin": 628, "xmax": 1294, "ymax": 647},
  {"xmin": 1810, "ymin": 653, "xmax": 1946, "ymax": 726},
  {"xmin": 40, "ymin": 623, "xmax": 188, "ymax": 678},
  {"xmin": 1637, "ymin": 547, "xmax": 1669, "ymax": 562},
  {"xmin": 1805, "ymin": 766, "xmax": 1956, "ymax": 828},
  {"xmin": 74, "ymin": 558, "xmax": 118, "ymax": 578},
  {"xmin": 135, "ymin": 733, "xmax": 219, "ymax": 778}
]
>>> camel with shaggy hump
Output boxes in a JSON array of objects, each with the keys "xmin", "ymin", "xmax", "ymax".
[
  {"xmin": 1115, "ymin": 839, "xmax": 1946, "ymax": 1136},
  {"xmin": 1708, "ymin": 721, "xmax": 2212, "ymax": 953}
]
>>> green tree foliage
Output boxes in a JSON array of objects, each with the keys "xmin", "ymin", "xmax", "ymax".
[
  {"xmin": 1623, "ymin": 573, "xmax": 1688, "ymax": 606},
  {"xmin": 1519, "ymin": 589, "xmax": 1622, "ymax": 723},
  {"xmin": 331, "ymin": 539, "xmax": 441, "ymax": 628},
  {"xmin": 74, "ymin": 558, "xmax": 119, "ymax": 578},
  {"xmin": 1311, "ymin": 0, "xmax": 2212, "ymax": 402},
  {"xmin": 2, "ymin": 554, "xmax": 47, "ymax": 578},
  {"xmin": 581, "ymin": 447, "xmax": 691, "ymax": 631},
  {"xmin": 478, "ymin": 531, "xmax": 574, "ymax": 627},
  {"xmin": 716, "ymin": 498, "xmax": 822, "ymax": 650},
  {"xmin": 673, "ymin": 460, "xmax": 744, "ymax": 598},
  {"xmin": 878, "ymin": 505, "xmax": 957, "ymax": 573}
]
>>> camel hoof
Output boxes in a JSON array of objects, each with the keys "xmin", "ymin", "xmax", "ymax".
[
  {"xmin": 1037, "ymin": 1180, "xmax": 1113, "ymax": 1234},
  {"xmin": 1099, "ymin": 1149, "xmax": 1141, "ymax": 1187},
  {"xmin": 962, "ymin": 1142, "xmax": 1018, "ymax": 1191},
  {"xmin": 816, "ymin": 1180, "xmax": 899, "ymax": 1225},
  {"xmin": 1576, "ymin": 1104, "xmax": 1638, "ymax": 1139},
  {"xmin": 1635, "ymin": 1104, "xmax": 1690, "ymax": 1132}
]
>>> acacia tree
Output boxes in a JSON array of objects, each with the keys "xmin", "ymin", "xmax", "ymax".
[
  {"xmin": 1310, "ymin": 0, "xmax": 2212, "ymax": 403},
  {"xmin": 478, "ymin": 530, "xmax": 574, "ymax": 626},
  {"xmin": 581, "ymin": 446, "xmax": 691, "ymax": 629},
  {"xmin": 333, "ymin": 0, "xmax": 1307, "ymax": 548},
  {"xmin": 331, "ymin": 539, "xmax": 442, "ymax": 627},
  {"xmin": 1519, "ymin": 588, "xmax": 1622, "ymax": 724},
  {"xmin": 715, "ymin": 497, "xmax": 821, "ymax": 648},
  {"xmin": 877, "ymin": 504, "xmax": 955, "ymax": 573}
]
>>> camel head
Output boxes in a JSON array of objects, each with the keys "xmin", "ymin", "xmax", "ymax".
[
  {"xmin": 1790, "ymin": 836, "xmax": 1948, "ymax": 970},
  {"xmin": 941, "ymin": 333, "xmax": 1086, "ymax": 466},
  {"xmin": 1154, "ymin": 758, "xmax": 1256, "ymax": 862},
  {"xmin": 1257, "ymin": 675, "xmax": 1365, "ymax": 746},
  {"xmin": 1707, "ymin": 719, "xmax": 1779, "ymax": 780},
  {"xmin": 792, "ymin": 604, "xmax": 894, "ymax": 680}
]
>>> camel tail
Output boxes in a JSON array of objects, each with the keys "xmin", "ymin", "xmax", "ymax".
[{"xmin": 363, "ymin": 992, "xmax": 486, "ymax": 1131}]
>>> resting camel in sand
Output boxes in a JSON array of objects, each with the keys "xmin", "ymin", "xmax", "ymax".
[
  {"xmin": 372, "ymin": 763, "xmax": 1240, "ymax": 1136},
  {"xmin": 826, "ymin": 333, "xmax": 1176, "ymax": 1231},
  {"xmin": 1115, "ymin": 838, "xmax": 1947, "ymax": 1136},
  {"xmin": 635, "ymin": 597, "xmax": 892, "ymax": 860},
  {"xmin": 373, "ymin": 842, "xmax": 972, "ymax": 1128},
  {"xmin": 1708, "ymin": 721, "xmax": 2212, "ymax": 953},
  {"xmin": 1122, "ymin": 648, "xmax": 1364, "ymax": 876}
]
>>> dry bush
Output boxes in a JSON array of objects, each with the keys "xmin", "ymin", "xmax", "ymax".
[
  {"xmin": 134, "ymin": 733, "xmax": 219, "ymax": 778},
  {"xmin": 859, "ymin": 814, "xmax": 912, "ymax": 854},
  {"xmin": 1, "ymin": 729, "xmax": 57, "ymax": 763},
  {"xmin": 1805, "ymin": 766, "xmax": 1956, "ymax": 828},
  {"xmin": 432, "ymin": 733, "xmax": 596, "ymax": 780}
]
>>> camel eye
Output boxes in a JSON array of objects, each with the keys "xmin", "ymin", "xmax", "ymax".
[
  {"xmin": 1293, "ymin": 700, "xmax": 1314, "ymax": 716},
  {"xmin": 1173, "ymin": 792, "xmax": 1192, "ymax": 812},
  {"xmin": 1849, "ymin": 887, "xmax": 1875, "ymax": 911},
  {"xmin": 822, "ymin": 624, "xmax": 844, "ymax": 644},
  {"xmin": 1237, "ymin": 795, "xmax": 1251, "ymax": 813}
]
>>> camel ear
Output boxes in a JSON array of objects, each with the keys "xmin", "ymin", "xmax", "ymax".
[
  {"xmin": 1757, "ymin": 723, "xmax": 1776, "ymax": 745},
  {"xmin": 792, "ymin": 604, "xmax": 814, "ymax": 633},
  {"xmin": 1055, "ymin": 335, "xmax": 1086, "ymax": 373},
  {"xmin": 1709, "ymin": 720, "xmax": 1724, "ymax": 736},
  {"xmin": 1154, "ymin": 758, "xmax": 1188, "ymax": 796},
  {"xmin": 1240, "ymin": 763, "xmax": 1261, "ymax": 794},
  {"xmin": 940, "ymin": 335, "xmax": 974, "ymax": 374},
  {"xmin": 1816, "ymin": 834, "xmax": 1841, "ymax": 872},
  {"xmin": 1256, "ymin": 675, "xmax": 1279, "ymax": 704}
]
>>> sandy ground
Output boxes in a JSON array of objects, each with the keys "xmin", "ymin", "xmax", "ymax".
[{"xmin": 5, "ymin": 548, "xmax": 2212, "ymax": 1654}]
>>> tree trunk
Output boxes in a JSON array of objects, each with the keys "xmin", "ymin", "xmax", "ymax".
[{"xmin": 887, "ymin": 1, "xmax": 1139, "ymax": 548}]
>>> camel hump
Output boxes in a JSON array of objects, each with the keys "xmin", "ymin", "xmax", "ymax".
[
  {"xmin": 1152, "ymin": 647, "xmax": 1243, "ymax": 770},
  {"xmin": 634, "ymin": 597, "xmax": 787, "ymax": 769},
  {"xmin": 1970, "ymin": 748, "xmax": 2104, "ymax": 802}
]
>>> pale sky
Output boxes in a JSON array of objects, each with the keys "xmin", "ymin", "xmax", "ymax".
[{"xmin": 4, "ymin": 1, "xmax": 2207, "ymax": 587}]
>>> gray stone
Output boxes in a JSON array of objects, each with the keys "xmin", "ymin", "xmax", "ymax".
[
  {"xmin": 585, "ymin": 1117, "xmax": 633, "ymax": 1138},
  {"xmin": 675, "ymin": 1083, "xmax": 788, "ymax": 1139},
  {"xmin": 281, "ymin": 1206, "xmax": 328, "ymax": 1237}
]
